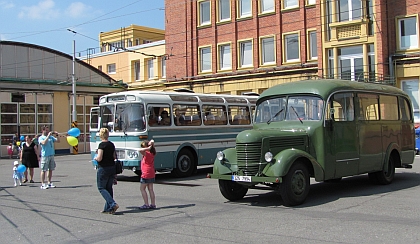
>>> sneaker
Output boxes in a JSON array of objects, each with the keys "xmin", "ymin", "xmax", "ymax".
[
  {"xmin": 149, "ymin": 204, "xmax": 156, "ymax": 209},
  {"xmin": 14, "ymin": 183, "xmax": 17, "ymax": 187},
  {"xmin": 48, "ymin": 183, "xmax": 56, "ymax": 188},
  {"xmin": 23, "ymin": 179, "xmax": 28, "ymax": 183},
  {"xmin": 30, "ymin": 180, "xmax": 34, "ymax": 183},
  {"xmin": 139, "ymin": 204, "xmax": 149, "ymax": 209},
  {"xmin": 40, "ymin": 184, "xmax": 49, "ymax": 189}
]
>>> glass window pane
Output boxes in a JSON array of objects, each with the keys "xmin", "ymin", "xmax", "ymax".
[
  {"xmin": 38, "ymin": 114, "xmax": 53, "ymax": 124},
  {"xmin": 261, "ymin": 0, "xmax": 274, "ymax": 13},
  {"xmin": 240, "ymin": 41, "xmax": 253, "ymax": 67},
  {"xmin": 285, "ymin": 34, "xmax": 299, "ymax": 61},
  {"xmin": 200, "ymin": 1, "xmax": 211, "ymax": 25},
  {"xmin": 219, "ymin": 44, "xmax": 231, "ymax": 69},
  {"xmin": 20, "ymin": 104, "xmax": 35, "ymax": 113},
  {"xmin": 309, "ymin": 31, "xmax": 317, "ymax": 59},
  {"xmin": 380, "ymin": 95, "xmax": 398, "ymax": 120},
  {"xmin": 400, "ymin": 17, "xmax": 418, "ymax": 49},
  {"xmin": 38, "ymin": 104, "xmax": 52, "ymax": 113},
  {"xmin": 2, "ymin": 104, "xmax": 17, "ymax": 113},
  {"xmin": 239, "ymin": 0, "xmax": 251, "ymax": 17},
  {"xmin": 20, "ymin": 114, "xmax": 35, "ymax": 123},
  {"xmin": 219, "ymin": 0, "xmax": 230, "ymax": 21},
  {"xmin": 201, "ymin": 47, "xmax": 212, "ymax": 71},
  {"xmin": 285, "ymin": 0, "xmax": 298, "ymax": 8},
  {"xmin": 148, "ymin": 59, "xmax": 154, "ymax": 79},
  {"xmin": 262, "ymin": 37, "xmax": 275, "ymax": 64},
  {"xmin": 1, "ymin": 114, "xmax": 17, "ymax": 123}
]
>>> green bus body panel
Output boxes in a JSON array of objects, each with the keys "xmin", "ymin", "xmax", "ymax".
[{"xmin": 262, "ymin": 149, "xmax": 324, "ymax": 180}]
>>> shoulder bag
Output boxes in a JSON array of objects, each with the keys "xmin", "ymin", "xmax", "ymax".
[{"xmin": 115, "ymin": 153, "xmax": 123, "ymax": 174}]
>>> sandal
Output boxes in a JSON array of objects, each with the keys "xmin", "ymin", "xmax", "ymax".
[
  {"xmin": 139, "ymin": 204, "xmax": 149, "ymax": 209},
  {"xmin": 149, "ymin": 204, "xmax": 156, "ymax": 209}
]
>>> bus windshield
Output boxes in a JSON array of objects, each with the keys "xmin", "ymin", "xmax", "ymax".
[
  {"xmin": 255, "ymin": 95, "xmax": 324, "ymax": 123},
  {"xmin": 100, "ymin": 103, "xmax": 145, "ymax": 132}
]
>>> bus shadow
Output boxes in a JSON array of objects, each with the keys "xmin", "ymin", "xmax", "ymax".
[
  {"xmin": 231, "ymin": 172, "xmax": 420, "ymax": 208},
  {"xmin": 116, "ymin": 166, "xmax": 213, "ymax": 183}
]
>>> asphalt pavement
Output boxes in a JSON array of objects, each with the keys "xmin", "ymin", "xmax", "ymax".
[{"xmin": 1, "ymin": 154, "xmax": 420, "ymax": 244}]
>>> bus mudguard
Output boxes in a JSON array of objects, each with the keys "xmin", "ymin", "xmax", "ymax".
[
  {"xmin": 383, "ymin": 142, "xmax": 400, "ymax": 169},
  {"xmin": 262, "ymin": 148, "xmax": 324, "ymax": 181}
]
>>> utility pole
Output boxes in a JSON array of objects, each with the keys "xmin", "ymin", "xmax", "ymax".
[{"xmin": 71, "ymin": 39, "xmax": 78, "ymax": 154}]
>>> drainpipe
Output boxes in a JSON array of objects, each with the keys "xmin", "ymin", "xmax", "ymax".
[{"xmin": 388, "ymin": 54, "xmax": 405, "ymax": 83}]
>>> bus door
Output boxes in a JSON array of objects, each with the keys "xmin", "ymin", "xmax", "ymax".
[
  {"xmin": 89, "ymin": 107, "xmax": 99, "ymax": 159},
  {"xmin": 330, "ymin": 93, "xmax": 360, "ymax": 177},
  {"xmin": 357, "ymin": 94, "xmax": 382, "ymax": 173}
]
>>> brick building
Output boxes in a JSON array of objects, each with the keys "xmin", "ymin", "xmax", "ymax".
[{"xmin": 164, "ymin": 0, "xmax": 419, "ymax": 102}]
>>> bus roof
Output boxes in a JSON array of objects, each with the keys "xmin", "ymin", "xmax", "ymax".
[{"xmin": 259, "ymin": 79, "xmax": 407, "ymax": 101}]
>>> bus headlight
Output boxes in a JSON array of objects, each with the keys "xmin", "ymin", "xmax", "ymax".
[
  {"xmin": 216, "ymin": 151, "xmax": 225, "ymax": 161},
  {"xmin": 265, "ymin": 152, "xmax": 273, "ymax": 162},
  {"xmin": 127, "ymin": 150, "xmax": 139, "ymax": 159}
]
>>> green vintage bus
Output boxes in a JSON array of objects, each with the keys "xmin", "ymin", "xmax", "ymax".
[{"xmin": 208, "ymin": 79, "xmax": 415, "ymax": 206}]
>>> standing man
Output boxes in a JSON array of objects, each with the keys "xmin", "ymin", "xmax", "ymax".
[{"xmin": 39, "ymin": 126, "xmax": 60, "ymax": 189}]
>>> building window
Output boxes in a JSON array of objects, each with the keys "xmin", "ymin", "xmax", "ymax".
[
  {"xmin": 307, "ymin": 0, "xmax": 316, "ymax": 5},
  {"xmin": 402, "ymin": 80, "xmax": 420, "ymax": 121},
  {"xmin": 368, "ymin": 44, "xmax": 375, "ymax": 81},
  {"xmin": 147, "ymin": 59, "xmax": 154, "ymax": 80},
  {"xmin": 107, "ymin": 63, "xmax": 116, "ymax": 74},
  {"xmin": 338, "ymin": 0, "xmax": 362, "ymax": 21},
  {"xmin": 398, "ymin": 17, "xmax": 418, "ymax": 50},
  {"xmin": 199, "ymin": 0, "xmax": 211, "ymax": 26},
  {"xmin": 284, "ymin": 0, "xmax": 298, "ymax": 9},
  {"xmin": 98, "ymin": 65, "xmax": 102, "ymax": 72},
  {"xmin": 284, "ymin": 33, "xmax": 299, "ymax": 62},
  {"xmin": 337, "ymin": 45, "xmax": 363, "ymax": 81},
  {"xmin": 135, "ymin": 39, "xmax": 140, "ymax": 45},
  {"xmin": 199, "ymin": 46, "xmax": 212, "ymax": 72},
  {"xmin": 308, "ymin": 31, "xmax": 317, "ymax": 60},
  {"xmin": 218, "ymin": 44, "xmax": 232, "ymax": 70},
  {"xmin": 218, "ymin": 0, "xmax": 230, "ymax": 22},
  {"xmin": 127, "ymin": 39, "xmax": 132, "ymax": 47},
  {"xmin": 238, "ymin": 0, "xmax": 252, "ymax": 18},
  {"xmin": 328, "ymin": 49, "xmax": 334, "ymax": 78},
  {"xmin": 261, "ymin": 36, "xmax": 275, "ymax": 65},
  {"xmin": 260, "ymin": 0, "xmax": 275, "ymax": 14},
  {"xmin": 134, "ymin": 61, "xmax": 140, "ymax": 81},
  {"xmin": 161, "ymin": 57, "xmax": 166, "ymax": 78},
  {"xmin": 239, "ymin": 40, "xmax": 253, "ymax": 68}
]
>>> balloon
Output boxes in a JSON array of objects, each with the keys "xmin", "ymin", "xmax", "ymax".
[
  {"xmin": 67, "ymin": 136, "xmax": 78, "ymax": 146},
  {"xmin": 16, "ymin": 141, "xmax": 20, "ymax": 146},
  {"xmin": 67, "ymin": 128, "xmax": 81, "ymax": 137},
  {"xmin": 20, "ymin": 135, "xmax": 25, "ymax": 141},
  {"xmin": 17, "ymin": 164, "xmax": 26, "ymax": 173}
]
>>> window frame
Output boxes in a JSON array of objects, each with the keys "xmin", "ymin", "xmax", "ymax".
[
  {"xmin": 134, "ymin": 60, "xmax": 141, "ymax": 81},
  {"xmin": 217, "ymin": 0, "xmax": 231, "ymax": 23},
  {"xmin": 283, "ymin": 32, "xmax": 300, "ymax": 63},
  {"xmin": 307, "ymin": 30, "xmax": 318, "ymax": 61},
  {"xmin": 238, "ymin": 39, "xmax": 254, "ymax": 68},
  {"xmin": 198, "ymin": 0, "xmax": 211, "ymax": 27},
  {"xmin": 259, "ymin": 0, "xmax": 275, "ymax": 15},
  {"xmin": 218, "ymin": 42, "xmax": 232, "ymax": 71},
  {"xmin": 306, "ymin": 0, "xmax": 316, "ymax": 5},
  {"xmin": 237, "ymin": 0, "xmax": 252, "ymax": 19},
  {"xmin": 260, "ymin": 35, "xmax": 276, "ymax": 65},
  {"xmin": 283, "ymin": 0, "xmax": 299, "ymax": 9},
  {"xmin": 199, "ymin": 45, "xmax": 212, "ymax": 73},
  {"xmin": 397, "ymin": 16, "xmax": 419, "ymax": 50},
  {"xmin": 107, "ymin": 63, "xmax": 116, "ymax": 74},
  {"xmin": 161, "ymin": 56, "xmax": 166, "ymax": 78},
  {"xmin": 146, "ymin": 59, "xmax": 154, "ymax": 80}
]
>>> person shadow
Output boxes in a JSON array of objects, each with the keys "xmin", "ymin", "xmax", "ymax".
[{"xmin": 114, "ymin": 203, "xmax": 196, "ymax": 215}]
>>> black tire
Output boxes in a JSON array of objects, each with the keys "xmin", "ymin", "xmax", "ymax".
[
  {"xmin": 280, "ymin": 161, "xmax": 310, "ymax": 206},
  {"xmin": 172, "ymin": 149, "xmax": 196, "ymax": 177},
  {"xmin": 370, "ymin": 156, "xmax": 395, "ymax": 185},
  {"xmin": 219, "ymin": 179, "xmax": 248, "ymax": 201}
]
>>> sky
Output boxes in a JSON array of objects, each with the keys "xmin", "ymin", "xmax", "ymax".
[{"xmin": 0, "ymin": 0, "xmax": 165, "ymax": 56}]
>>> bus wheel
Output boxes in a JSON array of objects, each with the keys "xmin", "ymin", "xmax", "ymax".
[
  {"xmin": 280, "ymin": 161, "xmax": 310, "ymax": 206},
  {"xmin": 369, "ymin": 156, "xmax": 395, "ymax": 185},
  {"xmin": 219, "ymin": 179, "xmax": 248, "ymax": 201},
  {"xmin": 172, "ymin": 149, "xmax": 195, "ymax": 177}
]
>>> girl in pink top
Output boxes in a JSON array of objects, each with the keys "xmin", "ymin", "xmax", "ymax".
[{"xmin": 139, "ymin": 139, "xmax": 157, "ymax": 209}]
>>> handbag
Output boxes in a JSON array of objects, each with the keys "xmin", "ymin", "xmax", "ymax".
[{"xmin": 115, "ymin": 154, "xmax": 123, "ymax": 174}]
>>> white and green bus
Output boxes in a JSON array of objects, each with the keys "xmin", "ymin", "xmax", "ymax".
[{"xmin": 89, "ymin": 90, "xmax": 257, "ymax": 177}]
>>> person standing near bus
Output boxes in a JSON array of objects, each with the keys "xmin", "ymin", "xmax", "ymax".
[
  {"xmin": 39, "ymin": 126, "xmax": 60, "ymax": 189},
  {"xmin": 20, "ymin": 135, "xmax": 39, "ymax": 183},
  {"xmin": 139, "ymin": 139, "xmax": 157, "ymax": 209},
  {"xmin": 94, "ymin": 128, "xmax": 119, "ymax": 214}
]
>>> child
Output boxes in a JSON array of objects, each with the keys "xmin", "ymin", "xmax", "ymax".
[
  {"xmin": 12, "ymin": 161, "xmax": 23, "ymax": 187},
  {"xmin": 7, "ymin": 143, "xmax": 13, "ymax": 159},
  {"xmin": 139, "ymin": 139, "xmax": 157, "ymax": 209}
]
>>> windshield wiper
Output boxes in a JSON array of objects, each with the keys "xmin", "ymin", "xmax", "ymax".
[
  {"xmin": 267, "ymin": 109, "xmax": 284, "ymax": 125},
  {"xmin": 290, "ymin": 106, "xmax": 303, "ymax": 124}
]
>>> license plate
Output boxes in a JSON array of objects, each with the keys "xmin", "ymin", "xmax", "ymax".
[{"xmin": 232, "ymin": 175, "xmax": 251, "ymax": 182}]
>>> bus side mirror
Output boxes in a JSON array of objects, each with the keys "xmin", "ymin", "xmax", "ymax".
[{"xmin": 325, "ymin": 119, "xmax": 333, "ymax": 131}]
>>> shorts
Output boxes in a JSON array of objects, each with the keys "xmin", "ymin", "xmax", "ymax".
[
  {"xmin": 140, "ymin": 177, "xmax": 155, "ymax": 184},
  {"xmin": 40, "ymin": 156, "xmax": 56, "ymax": 171}
]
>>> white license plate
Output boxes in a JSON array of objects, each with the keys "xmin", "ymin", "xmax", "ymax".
[{"xmin": 232, "ymin": 175, "xmax": 251, "ymax": 182}]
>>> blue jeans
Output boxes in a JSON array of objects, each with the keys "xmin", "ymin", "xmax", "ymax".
[{"xmin": 97, "ymin": 165, "xmax": 117, "ymax": 212}]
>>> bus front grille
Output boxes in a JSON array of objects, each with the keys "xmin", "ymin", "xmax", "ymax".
[
  {"xmin": 236, "ymin": 142, "xmax": 261, "ymax": 176},
  {"xmin": 116, "ymin": 150, "xmax": 125, "ymax": 159}
]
